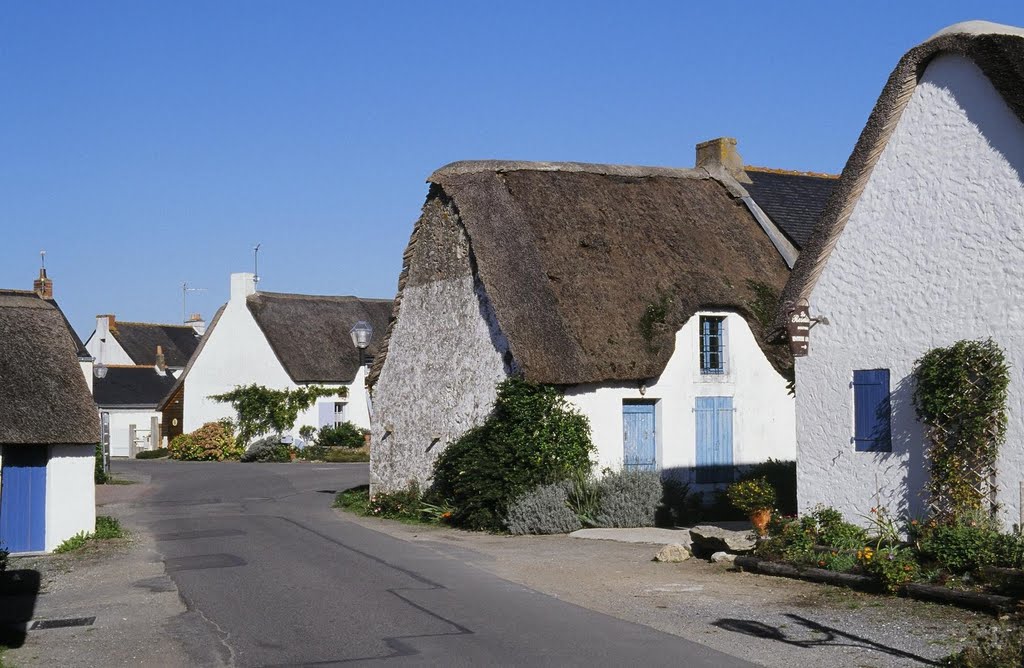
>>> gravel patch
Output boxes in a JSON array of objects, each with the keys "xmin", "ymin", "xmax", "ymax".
[{"xmin": 337, "ymin": 511, "xmax": 985, "ymax": 667}]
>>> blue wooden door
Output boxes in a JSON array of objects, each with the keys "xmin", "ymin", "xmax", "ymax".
[
  {"xmin": 0, "ymin": 447, "xmax": 47, "ymax": 553},
  {"xmin": 623, "ymin": 402, "xmax": 656, "ymax": 471},
  {"xmin": 695, "ymin": 397, "xmax": 734, "ymax": 483}
]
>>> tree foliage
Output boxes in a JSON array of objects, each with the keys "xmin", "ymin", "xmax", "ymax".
[
  {"xmin": 209, "ymin": 384, "xmax": 346, "ymax": 445},
  {"xmin": 430, "ymin": 378, "xmax": 595, "ymax": 531},
  {"xmin": 913, "ymin": 339, "xmax": 1009, "ymax": 520}
]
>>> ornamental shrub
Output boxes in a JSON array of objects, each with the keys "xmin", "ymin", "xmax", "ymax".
[
  {"xmin": 858, "ymin": 545, "xmax": 920, "ymax": 593},
  {"xmin": 505, "ymin": 480, "xmax": 583, "ymax": 535},
  {"xmin": 241, "ymin": 436, "xmax": 293, "ymax": 463},
  {"xmin": 726, "ymin": 477, "xmax": 776, "ymax": 515},
  {"xmin": 94, "ymin": 442, "xmax": 108, "ymax": 484},
  {"xmin": 316, "ymin": 422, "xmax": 366, "ymax": 449},
  {"xmin": 135, "ymin": 448, "xmax": 169, "ymax": 460},
  {"xmin": 367, "ymin": 482, "xmax": 424, "ymax": 521},
  {"xmin": 169, "ymin": 421, "xmax": 243, "ymax": 461},
  {"xmin": 430, "ymin": 378, "xmax": 595, "ymax": 531},
  {"xmin": 916, "ymin": 516, "xmax": 1003, "ymax": 574},
  {"xmin": 740, "ymin": 459, "xmax": 796, "ymax": 516},
  {"xmin": 593, "ymin": 469, "xmax": 663, "ymax": 528}
]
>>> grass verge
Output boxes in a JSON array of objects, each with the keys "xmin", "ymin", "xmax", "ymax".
[
  {"xmin": 333, "ymin": 485, "xmax": 449, "ymax": 527},
  {"xmin": 53, "ymin": 516, "xmax": 127, "ymax": 553},
  {"xmin": 322, "ymin": 447, "xmax": 369, "ymax": 463}
]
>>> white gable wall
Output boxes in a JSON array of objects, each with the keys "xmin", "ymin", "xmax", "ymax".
[
  {"xmin": 45, "ymin": 444, "xmax": 96, "ymax": 552},
  {"xmin": 565, "ymin": 311, "xmax": 794, "ymax": 483},
  {"xmin": 84, "ymin": 320, "xmax": 134, "ymax": 366},
  {"xmin": 797, "ymin": 54, "xmax": 1024, "ymax": 526}
]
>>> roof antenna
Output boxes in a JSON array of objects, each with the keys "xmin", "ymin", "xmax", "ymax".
[
  {"xmin": 40, "ymin": 249, "xmax": 46, "ymax": 269},
  {"xmin": 182, "ymin": 281, "xmax": 207, "ymax": 324},
  {"xmin": 253, "ymin": 243, "xmax": 261, "ymax": 285}
]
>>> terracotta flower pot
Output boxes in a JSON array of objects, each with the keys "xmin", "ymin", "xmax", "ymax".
[{"xmin": 749, "ymin": 508, "xmax": 772, "ymax": 536}]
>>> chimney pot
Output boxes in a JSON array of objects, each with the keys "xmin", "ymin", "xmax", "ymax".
[
  {"xmin": 695, "ymin": 137, "xmax": 751, "ymax": 184},
  {"xmin": 155, "ymin": 345, "xmax": 167, "ymax": 374}
]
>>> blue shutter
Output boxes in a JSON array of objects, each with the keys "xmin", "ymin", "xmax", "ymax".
[
  {"xmin": 853, "ymin": 369, "xmax": 891, "ymax": 452},
  {"xmin": 318, "ymin": 402, "xmax": 334, "ymax": 428},
  {"xmin": 623, "ymin": 402, "xmax": 657, "ymax": 471},
  {"xmin": 696, "ymin": 397, "xmax": 734, "ymax": 483}
]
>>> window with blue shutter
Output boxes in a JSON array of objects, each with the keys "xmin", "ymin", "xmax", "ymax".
[
  {"xmin": 699, "ymin": 316, "xmax": 726, "ymax": 374},
  {"xmin": 853, "ymin": 369, "xmax": 892, "ymax": 452},
  {"xmin": 695, "ymin": 396, "xmax": 734, "ymax": 483}
]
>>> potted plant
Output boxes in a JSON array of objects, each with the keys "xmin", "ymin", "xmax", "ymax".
[{"xmin": 727, "ymin": 477, "xmax": 776, "ymax": 536}]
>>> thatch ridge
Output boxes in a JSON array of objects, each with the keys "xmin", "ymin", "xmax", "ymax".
[
  {"xmin": 0, "ymin": 292, "xmax": 99, "ymax": 444},
  {"xmin": 775, "ymin": 23, "xmax": 1024, "ymax": 333},
  {"xmin": 370, "ymin": 162, "xmax": 793, "ymax": 388}
]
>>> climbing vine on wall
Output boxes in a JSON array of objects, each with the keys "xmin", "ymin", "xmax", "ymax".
[
  {"xmin": 912, "ymin": 339, "xmax": 1009, "ymax": 520},
  {"xmin": 210, "ymin": 384, "xmax": 347, "ymax": 445}
]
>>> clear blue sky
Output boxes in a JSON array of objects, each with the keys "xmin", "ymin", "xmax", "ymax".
[{"xmin": 4, "ymin": 2, "xmax": 1024, "ymax": 340}]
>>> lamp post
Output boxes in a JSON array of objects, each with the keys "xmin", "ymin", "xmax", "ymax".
[
  {"xmin": 94, "ymin": 336, "xmax": 108, "ymax": 379},
  {"xmin": 349, "ymin": 321, "xmax": 373, "ymax": 370}
]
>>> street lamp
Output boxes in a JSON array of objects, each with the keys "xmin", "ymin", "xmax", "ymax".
[
  {"xmin": 94, "ymin": 336, "xmax": 108, "ymax": 379},
  {"xmin": 349, "ymin": 320, "xmax": 373, "ymax": 369}
]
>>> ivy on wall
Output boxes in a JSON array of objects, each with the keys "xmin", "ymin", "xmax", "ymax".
[
  {"xmin": 912, "ymin": 339, "xmax": 1009, "ymax": 520},
  {"xmin": 210, "ymin": 384, "xmax": 347, "ymax": 445}
]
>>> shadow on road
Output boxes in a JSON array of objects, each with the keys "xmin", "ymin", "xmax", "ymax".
[
  {"xmin": 0, "ymin": 569, "xmax": 41, "ymax": 648},
  {"xmin": 712, "ymin": 613, "xmax": 940, "ymax": 666}
]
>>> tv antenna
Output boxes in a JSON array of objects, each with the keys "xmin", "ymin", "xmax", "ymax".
[
  {"xmin": 253, "ymin": 243, "xmax": 261, "ymax": 284},
  {"xmin": 182, "ymin": 281, "xmax": 207, "ymax": 323}
]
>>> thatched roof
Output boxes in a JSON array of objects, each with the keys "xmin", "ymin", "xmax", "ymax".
[
  {"xmin": 247, "ymin": 293, "xmax": 392, "ymax": 384},
  {"xmin": 776, "ymin": 21, "xmax": 1024, "ymax": 332},
  {"xmin": 94, "ymin": 366, "xmax": 178, "ymax": 408},
  {"xmin": 111, "ymin": 321, "xmax": 200, "ymax": 368},
  {"xmin": 369, "ymin": 160, "xmax": 793, "ymax": 387},
  {"xmin": 0, "ymin": 291, "xmax": 99, "ymax": 444}
]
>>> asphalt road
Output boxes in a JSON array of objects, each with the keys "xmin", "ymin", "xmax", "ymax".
[{"xmin": 116, "ymin": 459, "xmax": 753, "ymax": 667}]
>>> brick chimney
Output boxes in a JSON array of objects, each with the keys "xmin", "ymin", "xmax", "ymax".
[
  {"xmin": 695, "ymin": 137, "xmax": 751, "ymax": 184},
  {"xmin": 186, "ymin": 312, "xmax": 206, "ymax": 336},
  {"xmin": 155, "ymin": 345, "xmax": 167, "ymax": 374},
  {"xmin": 33, "ymin": 267, "xmax": 53, "ymax": 299}
]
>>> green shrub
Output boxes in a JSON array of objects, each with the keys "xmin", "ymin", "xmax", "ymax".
[
  {"xmin": 297, "ymin": 444, "xmax": 328, "ymax": 461},
  {"xmin": 505, "ymin": 480, "xmax": 583, "ymax": 535},
  {"xmin": 593, "ymin": 469, "xmax": 663, "ymax": 528},
  {"xmin": 368, "ymin": 482, "xmax": 424, "ymax": 521},
  {"xmin": 945, "ymin": 621, "xmax": 1024, "ymax": 667},
  {"xmin": 916, "ymin": 517, "xmax": 1003, "ymax": 574},
  {"xmin": 334, "ymin": 485, "xmax": 370, "ymax": 512},
  {"xmin": 54, "ymin": 532, "xmax": 90, "ymax": 553},
  {"xmin": 323, "ymin": 448, "xmax": 369, "ymax": 463},
  {"xmin": 94, "ymin": 442, "xmax": 107, "ymax": 484},
  {"xmin": 241, "ymin": 436, "xmax": 293, "ymax": 463},
  {"xmin": 655, "ymin": 478, "xmax": 692, "ymax": 527},
  {"xmin": 726, "ymin": 477, "xmax": 776, "ymax": 515},
  {"xmin": 566, "ymin": 473, "xmax": 601, "ymax": 526},
  {"xmin": 756, "ymin": 507, "xmax": 867, "ymax": 563},
  {"xmin": 169, "ymin": 421, "xmax": 243, "ymax": 461},
  {"xmin": 94, "ymin": 516, "xmax": 125, "ymax": 540},
  {"xmin": 813, "ymin": 506, "xmax": 868, "ymax": 551},
  {"xmin": 858, "ymin": 545, "xmax": 919, "ymax": 592},
  {"xmin": 316, "ymin": 422, "xmax": 366, "ymax": 449},
  {"xmin": 135, "ymin": 448, "xmax": 168, "ymax": 460},
  {"xmin": 740, "ymin": 460, "xmax": 796, "ymax": 515},
  {"xmin": 430, "ymin": 379, "xmax": 594, "ymax": 531}
]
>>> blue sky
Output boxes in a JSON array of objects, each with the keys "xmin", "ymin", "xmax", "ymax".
[{"xmin": 4, "ymin": 2, "xmax": 1024, "ymax": 339}]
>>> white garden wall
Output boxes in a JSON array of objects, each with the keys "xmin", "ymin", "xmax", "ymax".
[
  {"xmin": 797, "ymin": 54, "xmax": 1024, "ymax": 526},
  {"xmin": 45, "ymin": 444, "xmax": 95, "ymax": 552}
]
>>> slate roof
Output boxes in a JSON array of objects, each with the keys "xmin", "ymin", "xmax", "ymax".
[
  {"xmin": 246, "ymin": 293, "xmax": 393, "ymax": 384},
  {"xmin": 94, "ymin": 366, "xmax": 178, "ymax": 408},
  {"xmin": 0, "ymin": 291, "xmax": 99, "ymax": 444},
  {"xmin": 111, "ymin": 322, "xmax": 200, "ymax": 368},
  {"xmin": 744, "ymin": 168, "xmax": 837, "ymax": 249},
  {"xmin": 369, "ymin": 160, "xmax": 793, "ymax": 387}
]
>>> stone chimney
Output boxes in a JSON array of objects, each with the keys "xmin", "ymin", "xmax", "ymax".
[
  {"xmin": 155, "ymin": 345, "xmax": 167, "ymax": 374},
  {"xmin": 33, "ymin": 267, "xmax": 53, "ymax": 299},
  {"xmin": 230, "ymin": 273, "xmax": 257, "ymax": 304},
  {"xmin": 695, "ymin": 137, "xmax": 751, "ymax": 184},
  {"xmin": 186, "ymin": 312, "xmax": 206, "ymax": 336}
]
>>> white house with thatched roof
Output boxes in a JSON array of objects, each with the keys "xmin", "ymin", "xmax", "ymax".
[
  {"xmin": 369, "ymin": 139, "xmax": 834, "ymax": 494},
  {"xmin": 0, "ymin": 290, "xmax": 99, "ymax": 553},
  {"xmin": 160, "ymin": 273, "xmax": 391, "ymax": 443},
  {"xmin": 776, "ymin": 21, "xmax": 1024, "ymax": 526}
]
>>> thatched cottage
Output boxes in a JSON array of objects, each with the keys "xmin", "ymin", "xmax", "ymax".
[
  {"xmin": 160, "ymin": 273, "xmax": 391, "ymax": 442},
  {"xmin": 0, "ymin": 290, "xmax": 99, "ymax": 553},
  {"xmin": 368, "ymin": 139, "xmax": 835, "ymax": 493},
  {"xmin": 777, "ymin": 21, "xmax": 1024, "ymax": 525}
]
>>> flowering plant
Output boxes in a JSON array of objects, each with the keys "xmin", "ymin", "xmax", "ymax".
[{"xmin": 727, "ymin": 477, "xmax": 776, "ymax": 514}]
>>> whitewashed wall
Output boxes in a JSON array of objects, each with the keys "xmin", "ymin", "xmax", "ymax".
[
  {"xmin": 104, "ymin": 409, "xmax": 161, "ymax": 457},
  {"xmin": 565, "ymin": 311, "xmax": 795, "ymax": 485},
  {"xmin": 183, "ymin": 274, "xmax": 367, "ymax": 440},
  {"xmin": 797, "ymin": 54, "xmax": 1024, "ymax": 527},
  {"xmin": 84, "ymin": 317, "xmax": 134, "ymax": 366},
  {"xmin": 45, "ymin": 444, "xmax": 96, "ymax": 552}
]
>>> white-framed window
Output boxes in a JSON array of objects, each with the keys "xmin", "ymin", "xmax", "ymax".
[{"xmin": 334, "ymin": 401, "xmax": 348, "ymax": 425}]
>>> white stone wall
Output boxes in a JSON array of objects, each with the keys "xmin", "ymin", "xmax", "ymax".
[
  {"xmin": 104, "ymin": 409, "xmax": 161, "ymax": 457},
  {"xmin": 45, "ymin": 444, "xmax": 96, "ymax": 552},
  {"xmin": 565, "ymin": 311, "xmax": 795, "ymax": 487},
  {"xmin": 797, "ymin": 54, "xmax": 1024, "ymax": 526},
  {"xmin": 371, "ymin": 275, "xmax": 510, "ymax": 493},
  {"xmin": 84, "ymin": 318, "xmax": 134, "ymax": 366}
]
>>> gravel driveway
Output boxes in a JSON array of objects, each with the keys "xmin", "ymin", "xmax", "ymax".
[{"xmin": 337, "ymin": 511, "xmax": 986, "ymax": 667}]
